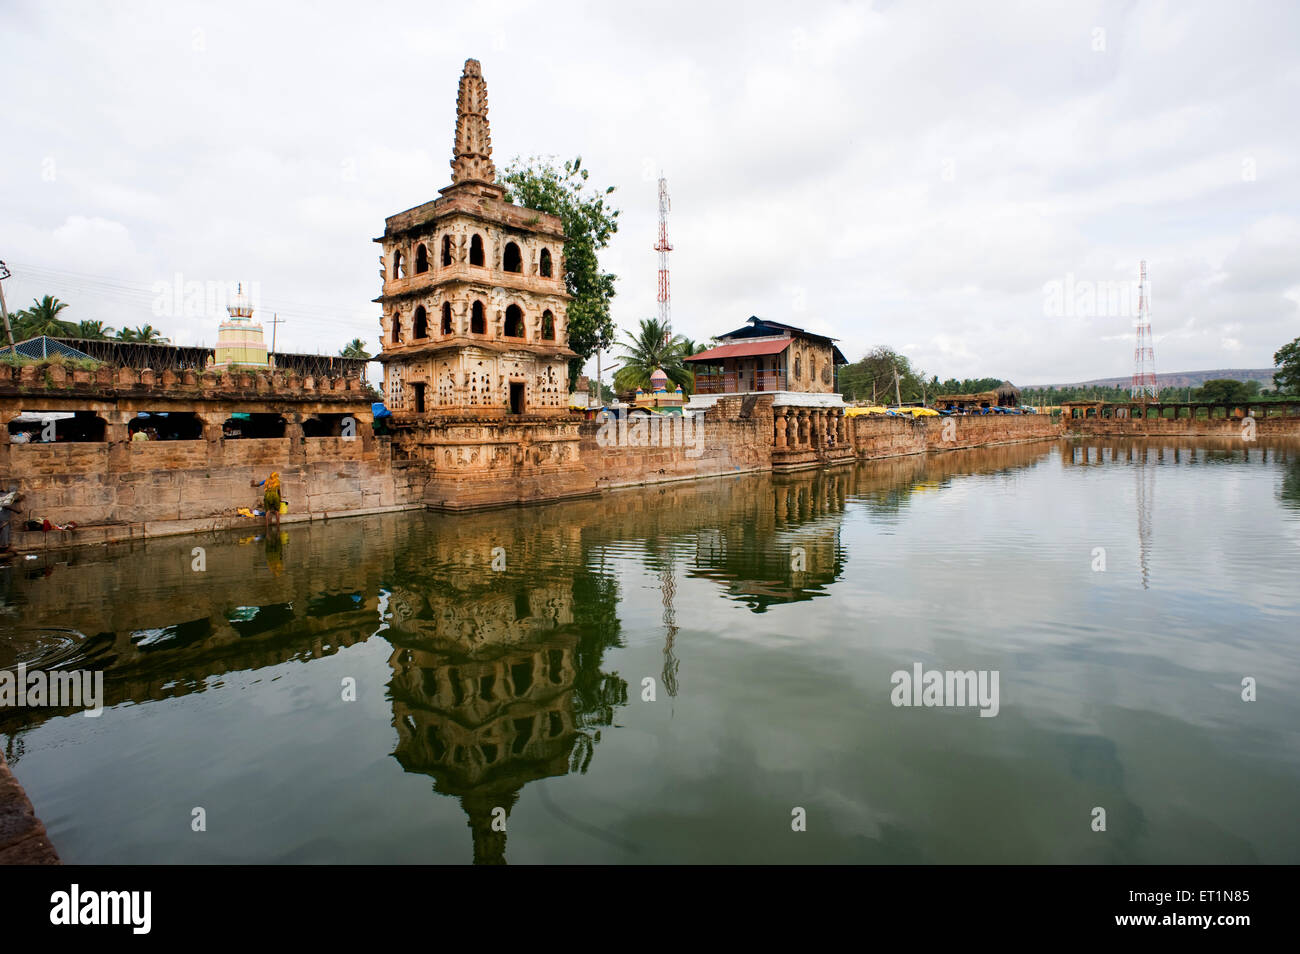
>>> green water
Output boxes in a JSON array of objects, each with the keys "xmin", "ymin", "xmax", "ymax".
[{"xmin": 2, "ymin": 438, "xmax": 1298, "ymax": 863}]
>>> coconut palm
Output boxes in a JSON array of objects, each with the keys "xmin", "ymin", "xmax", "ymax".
[
  {"xmin": 117, "ymin": 324, "xmax": 164, "ymax": 343},
  {"xmin": 612, "ymin": 317, "xmax": 693, "ymax": 394},
  {"xmin": 340, "ymin": 338, "xmax": 371, "ymax": 359},
  {"xmin": 74, "ymin": 320, "xmax": 114, "ymax": 340},
  {"xmin": 14, "ymin": 295, "xmax": 74, "ymax": 338}
]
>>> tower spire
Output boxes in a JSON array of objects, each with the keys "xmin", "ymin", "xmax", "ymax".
[{"xmin": 450, "ymin": 58, "xmax": 496, "ymax": 186}]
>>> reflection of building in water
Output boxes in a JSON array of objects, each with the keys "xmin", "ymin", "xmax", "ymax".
[
  {"xmin": 389, "ymin": 635, "xmax": 582, "ymax": 865},
  {"xmin": 689, "ymin": 469, "xmax": 849, "ymax": 612},
  {"xmin": 383, "ymin": 528, "xmax": 625, "ymax": 864}
]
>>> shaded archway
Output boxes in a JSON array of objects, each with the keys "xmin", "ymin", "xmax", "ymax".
[
  {"xmin": 8, "ymin": 411, "xmax": 108, "ymax": 444},
  {"xmin": 223, "ymin": 414, "xmax": 287, "ymax": 439},
  {"xmin": 127, "ymin": 411, "xmax": 202, "ymax": 441},
  {"xmin": 391, "ymin": 312, "xmax": 402, "ymax": 344},
  {"xmin": 503, "ymin": 242, "xmax": 522, "ymax": 273},
  {"xmin": 471, "ymin": 301, "xmax": 486, "ymax": 335},
  {"xmin": 504, "ymin": 304, "xmax": 525, "ymax": 338},
  {"xmin": 539, "ymin": 248, "xmax": 552, "ymax": 278},
  {"xmin": 541, "ymin": 310, "xmax": 555, "ymax": 340},
  {"xmin": 469, "ymin": 234, "xmax": 485, "ymax": 267},
  {"xmin": 415, "ymin": 244, "xmax": 429, "ymax": 274},
  {"xmin": 441, "ymin": 234, "xmax": 454, "ymax": 266},
  {"xmin": 441, "ymin": 302, "xmax": 453, "ymax": 335},
  {"xmin": 413, "ymin": 306, "xmax": 428, "ymax": 340},
  {"xmin": 302, "ymin": 413, "xmax": 357, "ymax": 437}
]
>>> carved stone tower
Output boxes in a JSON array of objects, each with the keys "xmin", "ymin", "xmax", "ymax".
[
  {"xmin": 375, "ymin": 58, "xmax": 573, "ymax": 421},
  {"xmin": 374, "ymin": 58, "xmax": 593, "ymax": 509}
]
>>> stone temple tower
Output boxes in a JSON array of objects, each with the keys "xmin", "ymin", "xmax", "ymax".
[
  {"xmin": 374, "ymin": 58, "xmax": 593, "ymax": 510},
  {"xmin": 374, "ymin": 58, "xmax": 573, "ymax": 420}
]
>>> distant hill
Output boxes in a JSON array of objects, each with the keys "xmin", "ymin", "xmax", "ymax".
[{"xmin": 1027, "ymin": 368, "xmax": 1278, "ymax": 389}]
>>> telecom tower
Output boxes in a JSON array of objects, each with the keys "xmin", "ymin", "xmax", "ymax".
[
  {"xmin": 655, "ymin": 175, "xmax": 672, "ymax": 338},
  {"xmin": 1131, "ymin": 260, "xmax": 1158, "ymax": 400}
]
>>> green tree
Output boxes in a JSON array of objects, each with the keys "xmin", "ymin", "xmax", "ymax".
[
  {"xmin": 1193, "ymin": 378, "xmax": 1252, "ymax": 404},
  {"xmin": 613, "ymin": 318, "xmax": 693, "ymax": 394},
  {"xmin": 839, "ymin": 346, "xmax": 924, "ymax": 403},
  {"xmin": 13, "ymin": 295, "xmax": 74, "ymax": 338},
  {"xmin": 340, "ymin": 338, "xmax": 371, "ymax": 359},
  {"xmin": 1275, "ymin": 336, "xmax": 1300, "ymax": 394},
  {"xmin": 116, "ymin": 324, "xmax": 164, "ymax": 343},
  {"xmin": 501, "ymin": 156, "xmax": 619, "ymax": 386},
  {"xmin": 74, "ymin": 320, "xmax": 114, "ymax": 339}
]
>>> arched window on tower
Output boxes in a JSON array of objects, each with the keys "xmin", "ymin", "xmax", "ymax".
[
  {"xmin": 413, "ymin": 306, "xmax": 428, "ymax": 339},
  {"xmin": 504, "ymin": 304, "xmax": 525, "ymax": 338},
  {"xmin": 441, "ymin": 234, "xmax": 454, "ymax": 266},
  {"xmin": 415, "ymin": 244, "xmax": 428, "ymax": 273},
  {"xmin": 539, "ymin": 248, "xmax": 553, "ymax": 278},
  {"xmin": 391, "ymin": 312, "xmax": 402, "ymax": 344},
  {"xmin": 441, "ymin": 302, "xmax": 452, "ymax": 335},
  {"xmin": 541, "ymin": 310, "xmax": 555, "ymax": 340},
  {"xmin": 503, "ymin": 242, "xmax": 522, "ymax": 273},
  {"xmin": 470, "ymin": 234, "xmax": 485, "ymax": 267},
  {"xmin": 393, "ymin": 249, "xmax": 405, "ymax": 279},
  {"xmin": 471, "ymin": 301, "xmax": 486, "ymax": 335}
]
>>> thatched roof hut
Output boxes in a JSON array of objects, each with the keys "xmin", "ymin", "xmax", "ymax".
[{"xmin": 994, "ymin": 380, "xmax": 1021, "ymax": 407}]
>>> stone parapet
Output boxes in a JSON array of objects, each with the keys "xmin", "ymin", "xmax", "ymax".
[{"xmin": 0, "ymin": 751, "xmax": 60, "ymax": 864}]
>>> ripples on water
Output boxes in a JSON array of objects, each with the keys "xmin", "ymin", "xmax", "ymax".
[{"xmin": 2, "ymin": 437, "xmax": 1298, "ymax": 863}]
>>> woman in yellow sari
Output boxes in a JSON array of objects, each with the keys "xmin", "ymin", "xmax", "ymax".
[{"xmin": 251, "ymin": 471, "xmax": 282, "ymax": 530}]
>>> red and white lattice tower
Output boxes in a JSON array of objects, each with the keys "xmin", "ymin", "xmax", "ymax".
[
  {"xmin": 655, "ymin": 175, "xmax": 672, "ymax": 339},
  {"xmin": 1131, "ymin": 260, "xmax": 1158, "ymax": 400}
]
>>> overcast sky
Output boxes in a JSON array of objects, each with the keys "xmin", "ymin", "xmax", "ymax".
[{"xmin": 2, "ymin": 0, "xmax": 1297, "ymax": 384}]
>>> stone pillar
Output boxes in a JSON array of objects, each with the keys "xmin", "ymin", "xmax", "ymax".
[{"xmin": 774, "ymin": 411, "xmax": 788, "ymax": 449}]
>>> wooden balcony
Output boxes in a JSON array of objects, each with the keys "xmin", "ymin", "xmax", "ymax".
[{"xmin": 693, "ymin": 369, "xmax": 787, "ymax": 394}]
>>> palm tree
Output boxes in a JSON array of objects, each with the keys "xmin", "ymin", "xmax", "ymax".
[
  {"xmin": 339, "ymin": 338, "xmax": 371, "ymax": 359},
  {"xmin": 117, "ymin": 324, "xmax": 164, "ymax": 343},
  {"xmin": 74, "ymin": 320, "xmax": 114, "ymax": 340},
  {"xmin": 14, "ymin": 295, "xmax": 74, "ymax": 338},
  {"xmin": 613, "ymin": 317, "xmax": 693, "ymax": 394}
]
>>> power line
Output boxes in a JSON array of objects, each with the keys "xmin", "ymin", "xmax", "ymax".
[{"xmin": 5, "ymin": 261, "xmax": 379, "ymax": 330}]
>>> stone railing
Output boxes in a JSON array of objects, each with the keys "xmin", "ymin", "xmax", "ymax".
[{"xmin": 0, "ymin": 362, "xmax": 375, "ymax": 400}]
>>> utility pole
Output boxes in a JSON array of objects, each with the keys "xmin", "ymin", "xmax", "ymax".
[
  {"xmin": 267, "ymin": 312, "xmax": 285, "ymax": 367},
  {"xmin": 894, "ymin": 367, "xmax": 902, "ymax": 407},
  {"xmin": 0, "ymin": 261, "xmax": 16, "ymax": 350}
]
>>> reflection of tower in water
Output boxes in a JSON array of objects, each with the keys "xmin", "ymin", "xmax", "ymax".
[
  {"xmin": 1135, "ymin": 445, "xmax": 1155, "ymax": 590},
  {"xmin": 660, "ymin": 553, "xmax": 680, "ymax": 699},
  {"xmin": 389, "ymin": 632, "xmax": 582, "ymax": 864},
  {"xmin": 384, "ymin": 535, "xmax": 625, "ymax": 864}
]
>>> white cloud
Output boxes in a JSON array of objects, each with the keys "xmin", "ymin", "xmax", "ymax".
[{"xmin": 1, "ymin": 0, "xmax": 1297, "ymax": 378}]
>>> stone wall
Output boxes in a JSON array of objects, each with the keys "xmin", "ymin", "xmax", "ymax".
[
  {"xmin": 0, "ymin": 751, "xmax": 59, "ymax": 864},
  {"xmin": 578, "ymin": 396, "xmax": 775, "ymax": 489},
  {"xmin": 0, "ymin": 369, "xmax": 424, "ymax": 547},
  {"xmin": 0, "ymin": 362, "xmax": 1072, "ymax": 547},
  {"xmin": 850, "ymin": 413, "xmax": 1065, "ymax": 458},
  {"xmin": 1068, "ymin": 415, "xmax": 1300, "ymax": 438}
]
